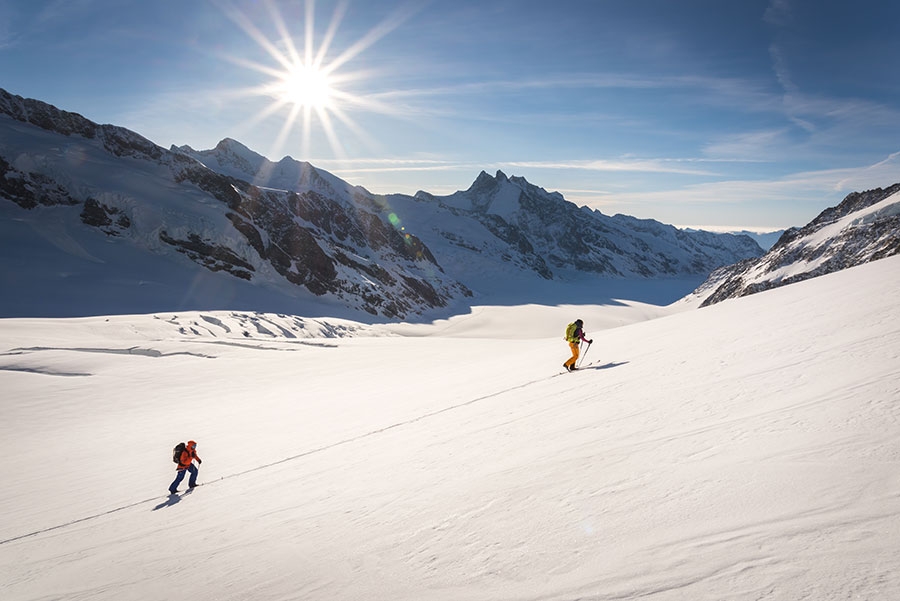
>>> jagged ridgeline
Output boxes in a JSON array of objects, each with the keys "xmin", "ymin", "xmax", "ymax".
[
  {"xmin": 0, "ymin": 87, "xmax": 762, "ymax": 318},
  {"xmin": 689, "ymin": 183, "xmax": 900, "ymax": 307}
]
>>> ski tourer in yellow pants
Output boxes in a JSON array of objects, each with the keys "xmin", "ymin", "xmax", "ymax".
[
  {"xmin": 564, "ymin": 341, "xmax": 581, "ymax": 371},
  {"xmin": 563, "ymin": 319, "xmax": 593, "ymax": 372}
]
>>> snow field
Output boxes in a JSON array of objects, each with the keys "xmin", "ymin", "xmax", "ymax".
[{"xmin": 1, "ymin": 255, "xmax": 899, "ymax": 600}]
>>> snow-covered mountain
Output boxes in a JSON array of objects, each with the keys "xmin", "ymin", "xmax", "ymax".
[
  {"xmin": 0, "ymin": 89, "xmax": 472, "ymax": 319},
  {"xmin": 682, "ymin": 227, "xmax": 785, "ymax": 251},
  {"xmin": 178, "ymin": 140, "xmax": 764, "ymax": 284},
  {"xmin": 416, "ymin": 170, "xmax": 764, "ymax": 278},
  {"xmin": 731, "ymin": 229, "xmax": 784, "ymax": 251},
  {"xmin": 688, "ymin": 184, "xmax": 900, "ymax": 307},
  {"xmin": 1, "ymin": 88, "xmax": 762, "ymax": 318}
]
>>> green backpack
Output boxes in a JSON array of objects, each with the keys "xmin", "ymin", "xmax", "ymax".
[{"xmin": 565, "ymin": 322, "xmax": 578, "ymax": 342}]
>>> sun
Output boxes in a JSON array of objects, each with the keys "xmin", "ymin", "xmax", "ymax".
[
  {"xmin": 274, "ymin": 62, "xmax": 335, "ymax": 111},
  {"xmin": 218, "ymin": 0, "xmax": 420, "ymax": 160}
]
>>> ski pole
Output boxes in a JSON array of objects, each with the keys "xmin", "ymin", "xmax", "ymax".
[{"xmin": 577, "ymin": 341, "xmax": 591, "ymax": 367}]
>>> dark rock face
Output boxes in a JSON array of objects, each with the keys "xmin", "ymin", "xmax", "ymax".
[
  {"xmin": 0, "ymin": 88, "xmax": 97, "ymax": 139},
  {"xmin": 0, "ymin": 88, "xmax": 162, "ymax": 162},
  {"xmin": 0, "ymin": 155, "xmax": 78, "ymax": 209},
  {"xmin": 171, "ymin": 160, "xmax": 454, "ymax": 315},
  {"xmin": 695, "ymin": 184, "xmax": 900, "ymax": 307},
  {"xmin": 80, "ymin": 198, "xmax": 132, "ymax": 235},
  {"xmin": 159, "ymin": 231, "xmax": 255, "ymax": 280}
]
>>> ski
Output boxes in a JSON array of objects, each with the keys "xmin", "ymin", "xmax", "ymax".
[{"xmin": 557, "ymin": 360, "xmax": 595, "ymax": 375}]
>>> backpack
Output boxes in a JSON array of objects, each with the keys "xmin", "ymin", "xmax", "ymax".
[
  {"xmin": 565, "ymin": 322, "xmax": 578, "ymax": 342},
  {"xmin": 172, "ymin": 442, "xmax": 186, "ymax": 464}
]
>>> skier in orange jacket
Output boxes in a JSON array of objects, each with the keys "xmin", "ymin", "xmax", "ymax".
[{"xmin": 169, "ymin": 440, "xmax": 202, "ymax": 494}]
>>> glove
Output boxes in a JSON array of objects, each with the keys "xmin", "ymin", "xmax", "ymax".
[
  {"xmin": 197, "ymin": 459, "xmax": 203, "ymax": 465},
  {"xmin": 588, "ymin": 339, "xmax": 594, "ymax": 344}
]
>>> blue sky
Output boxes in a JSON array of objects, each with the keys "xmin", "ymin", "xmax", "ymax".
[{"xmin": 2, "ymin": 0, "xmax": 899, "ymax": 230}]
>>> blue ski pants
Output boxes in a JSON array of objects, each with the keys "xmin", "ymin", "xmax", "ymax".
[{"xmin": 169, "ymin": 463, "xmax": 198, "ymax": 493}]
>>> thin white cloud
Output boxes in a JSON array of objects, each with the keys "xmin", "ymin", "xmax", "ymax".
[
  {"xmin": 359, "ymin": 71, "xmax": 793, "ymax": 134},
  {"xmin": 318, "ymin": 155, "xmax": 744, "ymax": 178},
  {"xmin": 367, "ymin": 73, "xmax": 670, "ymax": 101},
  {"xmin": 703, "ymin": 129, "xmax": 789, "ymax": 160},
  {"xmin": 373, "ymin": 66, "xmax": 899, "ymax": 156},
  {"xmin": 0, "ymin": 30, "xmax": 14, "ymax": 51},
  {"xmin": 590, "ymin": 151, "xmax": 900, "ymax": 207},
  {"xmin": 833, "ymin": 151, "xmax": 900, "ymax": 191},
  {"xmin": 34, "ymin": 0, "xmax": 97, "ymax": 25},
  {"xmin": 768, "ymin": 43, "xmax": 798, "ymax": 96},
  {"xmin": 328, "ymin": 163, "xmax": 465, "ymax": 175},
  {"xmin": 505, "ymin": 158, "xmax": 718, "ymax": 176},
  {"xmin": 764, "ymin": 0, "xmax": 792, "ymax": 28},
  {"xmin": 317, "ymin": 157, "xmax": 453, "ymax": 167}
]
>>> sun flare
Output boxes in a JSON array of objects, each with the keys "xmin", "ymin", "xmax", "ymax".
[
  {"xmin": 275, "ymin": 62, "xmax": 334, "ymax": 111},
  {"xmin": 219, "ymin": 0, "xmax": 419, "ymax": 160}
]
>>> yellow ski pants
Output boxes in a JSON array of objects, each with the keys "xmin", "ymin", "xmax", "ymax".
[{"xmin": 564, "ymin": 341, "xmax": 580, "ymax": 369}]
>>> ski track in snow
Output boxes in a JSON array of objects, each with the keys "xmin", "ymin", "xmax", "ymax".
[
  {"xmin": 8, "ymin": 346, "xmax": 215, "ymax": 359},
  {"xmin": 0, "ymin": 365, "xmax": 91, "ymax": 377},
  {"xmin": 0, "ymin": 363, "xmax": 594, "ymax": 546}
]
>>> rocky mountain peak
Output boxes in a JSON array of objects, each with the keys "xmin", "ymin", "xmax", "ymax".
[
  {"xmin": 690, "ymin": 183, "xmax": 900, "ymax": 307},
  {"xmin": 0, "ymin": 88, "xmax": 95, "ymax": 138},
  {"xmin": 809, "ymin": 183, "xmax": 900, "ymax": 228},
  {"xmin": 424, "ymin": 169, "xmax": 763, "ymax": 279},
  {"xmin": 468, "ymin": 170, "xmax": 499, "ymax": 192},
  {"xmin": 215, "ymin": 137, "xmax": 245, "ymax": 151}
]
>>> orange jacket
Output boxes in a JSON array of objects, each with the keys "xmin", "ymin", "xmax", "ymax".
[{"xmin": 177, "ymin": 441, "xmax": 201, "ymax": 470}]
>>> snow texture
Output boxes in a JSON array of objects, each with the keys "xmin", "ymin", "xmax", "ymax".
[{"xmin": 2, "ymin": 254, "xmax": 899, "ymax": 601}]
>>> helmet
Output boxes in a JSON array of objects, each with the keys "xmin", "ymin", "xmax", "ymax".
[{"xmin": 187, "ymin": 440, "xmax": 197, "ymax": 447}]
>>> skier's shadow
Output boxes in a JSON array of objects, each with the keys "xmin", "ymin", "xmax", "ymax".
[
  {"xmin": 583, "ymin": 361, "xmax": 629, "ymax": 371},
  {"xmin": 152, "ymin": 489, "xmax": 192, "ymax": 511}
]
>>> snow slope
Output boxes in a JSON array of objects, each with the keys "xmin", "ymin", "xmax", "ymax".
[{"xmin": 1, "ymin": 255, "xmax": 899, "ymax": 600}]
